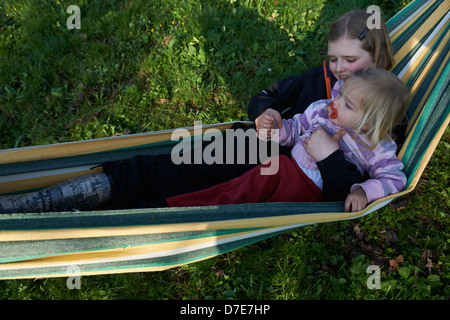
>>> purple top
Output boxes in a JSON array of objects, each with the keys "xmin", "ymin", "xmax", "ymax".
[{"xmin": 276, "ymin": 80, "xmax": 406, "ymax": 203}]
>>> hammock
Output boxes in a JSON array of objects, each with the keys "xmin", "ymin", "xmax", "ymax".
[{"xmin": 0, "ymin": 0, "xmax": 449, "ymax": 279}]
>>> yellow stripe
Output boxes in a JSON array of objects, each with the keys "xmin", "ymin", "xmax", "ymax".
[
  {"xmin": 392, "ymin": 1, "xmax": 449, "ymax": 66},
  {"xmin": 398, "ymin": 49, "xmax": 450, "ymax": 159},
  {"xmin": 398, "ymin": 20, "xmax": 449, "ymax": 89},
  {"xmin": 402, "ymin": 32, "xmax": 450, "ymax": 139},
  {"xmin": 1, "ymin": 256, "xmax": 213, "ymax": 280},
  {"xmin": 0, "ymin": 195, "xmax": 407, "ymax": 242},
  {"xmin": 0, "ymin": 228, "xmax": 268, "ymax": 271},
  {"xmin": 389, "ymin": 0, "xmax": 436, "ymax": 43},
  {"xmin": 402, "ymin": 113, "xmax": 450, "ymax": 191},
  {"xmin": 0, "ymin": 167, "xmax": 103, "ymax": 195},
  {"xmin": 0, "ymin": 122, "xmax": 238, "ymax": 165}
]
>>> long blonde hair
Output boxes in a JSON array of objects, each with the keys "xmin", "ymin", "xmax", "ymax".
[
  {"xmin": 328, "ymin": 9, "xmax": 394, "ymax": 70},
  {"xmin": 342, "ymin": 68, "xmax": 410, "ymax": 148}
]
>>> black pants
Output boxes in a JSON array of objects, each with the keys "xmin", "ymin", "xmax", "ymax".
[{"xmin": 102, "ymin": 124, "xmax": 292, "ymax": 208}]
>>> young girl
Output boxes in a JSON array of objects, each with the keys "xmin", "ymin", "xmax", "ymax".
[
  {"xmin": 166, "ymin": 68, "xmax": 410, "ymax": 212},
  {"xmin": 0, "ymin": 10, "xmax": 396, "ymax": 214}
]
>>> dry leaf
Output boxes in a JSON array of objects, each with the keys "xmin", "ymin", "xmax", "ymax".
[
  {"xmin": 389, "ymin": 259, "xmax": 398, "ymax": 267},
  {"xmin": 157, "ymin": 98, "xmax": 169, "ymax": 104},
  {"xmin": 163, "ymin": 35, "xmax": 173, "ymax": 45}
]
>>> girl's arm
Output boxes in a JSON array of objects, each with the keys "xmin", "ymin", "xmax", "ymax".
[
  {"xmin": 277, "ymin": 99, "xmax": 331, "ymax": 146},
  {"xmin": 318, "ymin": 150, "xmax": 365, "ymax": 202},
  {"xmin": 276, "ymin": 116, "xmax": 301, "ymax": 147},
  {"xmin": 350, "ymin": 141, "xmax": 407, "ymax": 204},
  {"xmin": 304, "ymin": 126, "xmax": 365, "ymax": 202}
]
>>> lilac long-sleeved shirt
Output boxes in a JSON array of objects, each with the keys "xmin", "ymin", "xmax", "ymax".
[{"xmin": 276, "ymin": 81, "xmax": 407, "ymax": 203}]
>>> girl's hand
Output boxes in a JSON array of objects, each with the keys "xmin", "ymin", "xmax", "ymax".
[
  {"xmin": 256, "ymin": 108, "xmax": 282, "ymax": 139},
  {"xmin": 303, "ymin": 126, "xmax": 346, "ymax": 161},
  {"xmin": 345, "ymin": 187, "xmax": 368, "ymax": 212}
]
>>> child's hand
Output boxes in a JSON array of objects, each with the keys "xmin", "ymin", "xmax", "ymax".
[
  {"xmin": 303, "ymin": 126, "xmax": 346, "ymax": 161},
  {"xmin": 345, "ymin": 187, "xmax": 368, "ymax": 212},
  {"xmin": 256, "ymin": 108, "xmax": 282, "ymax": 139}
]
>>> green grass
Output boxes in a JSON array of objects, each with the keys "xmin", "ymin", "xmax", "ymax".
[{"xmin": 0, "ymin": 0, "xmax": 448, "ymax": 300}]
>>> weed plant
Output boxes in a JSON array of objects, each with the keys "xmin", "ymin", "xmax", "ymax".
[{"xmin": 0, "ymin": 0, "xmax": 448, "ymax": 300}]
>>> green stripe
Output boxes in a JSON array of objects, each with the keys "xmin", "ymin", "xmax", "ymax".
[
  {"xmin": 406, "ymin": 23, "xmax": 450, "ymax": 89},
  {"xmin": 0, "ymin": 226, "xmax": 295, "ymax": 279},
  {"xmin": 0, "ymin": 140, "xmax": 177, "ymax": 177},
  {"xmin": 0, "ymin": 128, "xmax": 231, "ymax": 177},
  {"xmin": 401, "ymin": 24, "xmax": 450, "ymax": 121},
  {"xmin": 392, "ymin": 13, "xmax": 448, "ymax": 79},
  {"xmin": 391, "ymin": 23, "xmax": 435, "ymax": 76},
  {"xmin": 391, "ymin": 0, "xmax": 442, "ymax": 56},
  {"xmin": 0, "ymin": 202, "xmax": 345, "ymax": 232},
  {"xmin": 387, "ymin": 0, "xmax": 433, "ymax": 32},
  {"xmin": 402, "ymin": 62, "xmax": 450, "ymax": 185},
  {"xmin": 0, "ymin": 228, "xmax": 264, "ymax": 264}
]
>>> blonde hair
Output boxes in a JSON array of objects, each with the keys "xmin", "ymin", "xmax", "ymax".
[
  {"xmin": 327, "ymin": 10, "xmax": 394, "ymax": 70},
  {"xmin": 342, "ymin": 68, "xmax": 410, "ymax": 148}
]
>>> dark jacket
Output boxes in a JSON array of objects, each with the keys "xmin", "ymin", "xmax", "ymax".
[{"xmin": 248, "ymin": 61, "xmax": 336, "ymax": 121}]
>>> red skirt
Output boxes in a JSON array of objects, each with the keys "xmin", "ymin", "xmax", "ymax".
[{"xmin": 167, "ymin": 155, "xmax": 322, "ymax": 207}]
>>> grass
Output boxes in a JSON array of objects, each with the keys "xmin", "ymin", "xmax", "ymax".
[{"xmin": 0, "ymin": 0, "xmax": 448, "ymax": 301}]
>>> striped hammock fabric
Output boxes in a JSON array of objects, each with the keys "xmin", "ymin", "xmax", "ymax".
[{"xmin": 0, "ymin": 0, "xmax": 449, "ymax": 279}]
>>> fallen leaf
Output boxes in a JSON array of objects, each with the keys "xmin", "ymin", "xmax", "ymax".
[
  {"xmin": 389, "ymin": 259, "xmax": 399, "ymax": 271},
  {"xmin": 163, "ymin": 35, "xmax": 173, "ymax": 45},
  {"xmin": 157, "ymin": 98, "xmax": 169, "ymax": 104}
]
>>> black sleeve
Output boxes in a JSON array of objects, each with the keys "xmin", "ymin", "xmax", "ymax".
[
  {"xmin": 247, "ymin": 64, "xmax": 334, "ymax": 121},
  {"xmin": 316, "ymin": 150, "xmax": 365, "ymax": 201},
  {"xmin": 247, "ymin": 74, "xmax": 306, "ymax": 121}
]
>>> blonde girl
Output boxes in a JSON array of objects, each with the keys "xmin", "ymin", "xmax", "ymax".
[
  {"xmin": 167, "ymin": 68, "xmax": 410, "ymax": 212},
  {"xmin": 254, "ymin": 9, "xmax": 395, "ymax": 201}
]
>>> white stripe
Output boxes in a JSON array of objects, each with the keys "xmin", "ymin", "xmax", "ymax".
[
  {"xmin": 0, "ymin": 165, "xmax": 98, "ymax": 183},
  {"xmin": 397, "ymin": 10, "xmax": 450, "ymax": 80},
  {"xmin": 389, "ymin": 0, "xmax": 433, "ymax": 37}
]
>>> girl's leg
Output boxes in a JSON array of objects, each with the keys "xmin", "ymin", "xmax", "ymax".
[
  {"xmin": 0, "ymin": 172, "xmax": 112, "ymax": 214},
  {"xmin": 167, "ymin": 156, "xmax": 322, "ymax": 207}
]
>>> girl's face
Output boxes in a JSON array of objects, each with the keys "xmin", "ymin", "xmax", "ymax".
[
  {"xmin": 327, "ymin": 38, "xmax": 374, "ymax": 81},
  {"xmin": 329, "ymin": 83, "xmax": 365, "ymax": 129}
]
